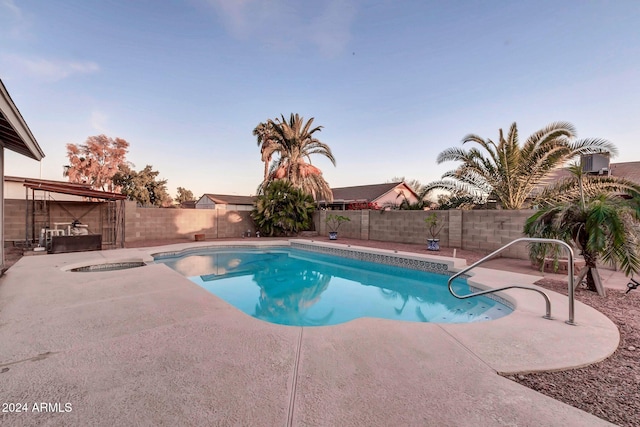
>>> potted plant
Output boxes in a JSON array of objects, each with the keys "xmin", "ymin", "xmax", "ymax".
[
  {"xmin": 325, "ymin": 214, "xmax": 350, "ymax": 240},
  {"xmin": 424, "ymin": 213, "xmax": 443, "ymax": 251}
]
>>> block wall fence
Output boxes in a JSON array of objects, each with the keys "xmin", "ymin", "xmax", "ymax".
[
  {"xmin": 124, "ymin": 201, "xmax": 254, "ymax": 242},
  {"xmin": 4, "ymin": 199, "xmax": 104, "ymax": 241},
  {"xmin": 314, "ymin": 209, "xmax": 535, "ymax": 259},
  {"xmin": 5, "ymin": 198, "xmax": 534, "ymax": 260},
  {"xmin": 4, "ymin": 200, "xmax": 255, "ymax": 244}
]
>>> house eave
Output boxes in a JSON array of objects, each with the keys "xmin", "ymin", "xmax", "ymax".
[{"xmin": 0, "ymin": 80, "xmax": 45, "ymax": 160}]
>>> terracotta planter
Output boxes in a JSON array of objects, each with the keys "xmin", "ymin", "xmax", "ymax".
[{"xmin": 194, "ymin": 234, "xmax": 205, "ymax": 242}]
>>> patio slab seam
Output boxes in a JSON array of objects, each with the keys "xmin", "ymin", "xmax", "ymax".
[
  {"xmin": 434, "ymin": 323, "xmax": 498, "ymax": 372},
  {"xmin": 287, "ymin": 327, "xmax": 304, "ymax": 427}
]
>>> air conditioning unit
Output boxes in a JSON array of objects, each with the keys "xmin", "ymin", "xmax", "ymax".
[{"xmin": 581, "ymin": 153, "xmax": 610, "ymax": 174}]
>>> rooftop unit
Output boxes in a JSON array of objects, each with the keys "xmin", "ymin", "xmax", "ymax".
[{"xmin": 581, "ymin": 153, "xmax": 611, "ymax": 175}]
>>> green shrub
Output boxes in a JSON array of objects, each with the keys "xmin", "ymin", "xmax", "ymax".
[{"xmin": 251, "ymin": 180, "xmax": 315, "ymax": 236}]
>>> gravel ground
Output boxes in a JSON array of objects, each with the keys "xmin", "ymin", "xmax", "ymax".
[
  {"xmin": 4, "ymin": 238, "xmax": 639, "ymax": 425},
  {"xmin": 506, "ymin": 278, "xmax": 640, "ymax": 427}
]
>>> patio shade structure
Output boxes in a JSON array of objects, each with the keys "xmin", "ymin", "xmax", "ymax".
[
  {"xmin": 21, "ymin": 179, "xmax": 127, "ymax": 250},
  {"xmin": 0, "ymin": 79, "xmax": 45, "ymax": 272}
]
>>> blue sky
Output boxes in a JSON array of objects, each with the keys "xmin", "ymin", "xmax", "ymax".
[{"xmin": 2, "ymin": 0, "xmax": 639, "ymax": 199}]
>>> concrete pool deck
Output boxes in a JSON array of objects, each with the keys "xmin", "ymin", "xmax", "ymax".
[{"xmin": 0, "ymin": 239, "xmax": 618, "ymax": 426}]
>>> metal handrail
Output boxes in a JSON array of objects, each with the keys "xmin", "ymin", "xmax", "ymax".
[{"xmin": 447, "ymin": 238, "xmax": 576, "ymax": 325}]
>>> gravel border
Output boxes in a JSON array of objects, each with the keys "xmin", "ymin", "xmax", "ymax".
[{"xmin": 505, "ymin": 279, "xmax": 640, "ymax": 427}]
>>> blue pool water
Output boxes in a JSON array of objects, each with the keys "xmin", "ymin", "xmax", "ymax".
[{"xmin": 155, "ymin": 247, "xmax": 512, "ymax": 326}]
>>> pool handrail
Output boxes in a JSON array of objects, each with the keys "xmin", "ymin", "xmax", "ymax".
[{"xmin": 447, "ymin": 238, "xmax": 576, "ymax": 325}]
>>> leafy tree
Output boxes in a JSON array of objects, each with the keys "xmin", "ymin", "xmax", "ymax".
[
  {"xmin": 524, "ymin": 165, "xmax": 640, "ymax": 294},
  {"xmin": 175, "ymin": 187, "xmax": 195, "ymax": 204},
  {"xmin": 112, "ymin": 164, "xmax": 172, "ymax": 207},
  {"xmin": 64, "ymin": 135, "xmax": 130, "ymax": 192},
  {"xmin": 425, "ymin": 122, "xmax": 618, "ymax": 209},
  {"xmin": 251, "ymin": 180, "xmax": 315, "ymax": 237},
  {"xmin": 256, "ymin": 114, "xmax": 335, "ymax": 201}
]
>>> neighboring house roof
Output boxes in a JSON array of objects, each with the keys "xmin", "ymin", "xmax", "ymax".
[
  {"xmin": 533, "ymin": 160, "xmax": 640, "ymax": 197},
  {"xmin": 320, "ymin": 182, "xmax": 419, "ymax": 204},
  {"xmin": 178, "ymin": 200, "xmax": 197, "ymax": 209},
  {"xmin": 198, "ymin": 194, "xmax": 256, "ymax": 205},
  {"xmin": 0, "ymin": 79, "xmax": 45, "ymax": 160},
  {"xmin": 608, "ymin": 161, "xmax": 640, "ymax": 184},
  {"xmin": 543, "ymin": 161, "xmax": 640, "ymax": 184}
]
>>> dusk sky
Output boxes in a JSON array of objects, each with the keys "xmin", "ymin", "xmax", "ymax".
[{"xmin": 2, "ymin": 0, "xmax": 639, "ymax": 199}]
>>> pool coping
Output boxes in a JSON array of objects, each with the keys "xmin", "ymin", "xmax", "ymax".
[{"xmin": 0, "ymin": 239, "xmax": 620, "ymax": 426}]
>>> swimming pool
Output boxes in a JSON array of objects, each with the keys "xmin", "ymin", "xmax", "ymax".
[{"xmin": 155, "ymin": 245, "xmax": 512, "ymax": 326}]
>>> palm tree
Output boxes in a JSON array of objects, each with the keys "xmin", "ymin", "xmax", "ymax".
[
  {"xmin": 253, "ymin": 121, "xmax": 277, "ymax": 183},
  {"xmin": 524, "ymin": 165, "xmax": 640, "ymax": 295},
  {"xmin": 262, "ymin": 113, "xmax": 336, "ymax": 201},
  {"xmin": 425, "ymin": 122, "xmax": 618, "ymax": 209}
]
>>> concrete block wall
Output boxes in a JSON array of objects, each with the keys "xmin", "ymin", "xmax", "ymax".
[
  {"xmin": 317, "ymin": 210, "xmax": 363, "ymax": 239},
  {"xmin": 314, "ymin": 209, "xmax": 534, "ymax": 260},
  {"xmin": 4, "ymin": 196, "xmax": 537, "ymax": 260},
  {"xmin": 461, "ymin": 210, "xmax": 534, "ymax": 259},
  {"xmin": 369, "ymin": 210, "xmax": 449, "ymax": 246},
  {"xmin": 5, "ymin": 199, "xmax": 25, "ymax": 240},
  {"xmin": 49, "ymin": 202, "xmax": 102, "ymax": 234},
  {"xmin": 124, "ymin": 201, "xmax": 253, "ymax": 242},
  {"xmin": 4, "ymin": 199, "xmax": 105, "ymax": 242}
]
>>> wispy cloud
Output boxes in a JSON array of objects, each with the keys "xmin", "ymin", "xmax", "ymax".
[
  {"xmin": 1, "ymin": 54, "xmax": 100, "ymax": 82},
  {"xmin": 205, "ymin": 0, "xmax": 357, "ymax": 57},
  {"xmin": 1, "ymin": 0, "xmax": 21, "ymax": 17},
  {"xmin": 1, "ymin": 0, "xmax": 34, "ymax": 40},
  {"xmin": 90, "ymin": 110, "xmax": 109, "ymax": 133},
  {"xmin": 208, "ymin": 0, "xmax": 256, "ymax": 39},
  {"xmin": 309, "ymin": 0, "xmax": 357, "ymax": 57}
]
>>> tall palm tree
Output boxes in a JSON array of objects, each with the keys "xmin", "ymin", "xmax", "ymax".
[
  {"xmin": 252, "ymin": 121, "xmax": 277, "ymax": 183},
  {"xmin": 425, "ymin": 122, "xmax": 618, "ymax": 209},
  {"xmin": 524, "ymin": 165, "xmax": 640, "ymax": 295},
  {"xmin": 262, "ymin": 113, "xmax": 336, "ymax": 201}
]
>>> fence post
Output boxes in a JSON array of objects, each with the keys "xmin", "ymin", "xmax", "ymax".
[
  {"xmin": 448, "ymin": 209, "xmax": 462, "ymax": 248},
  {"xmin": 361, "ymin": 210, "xmax": 370, "ymax": 240}
]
